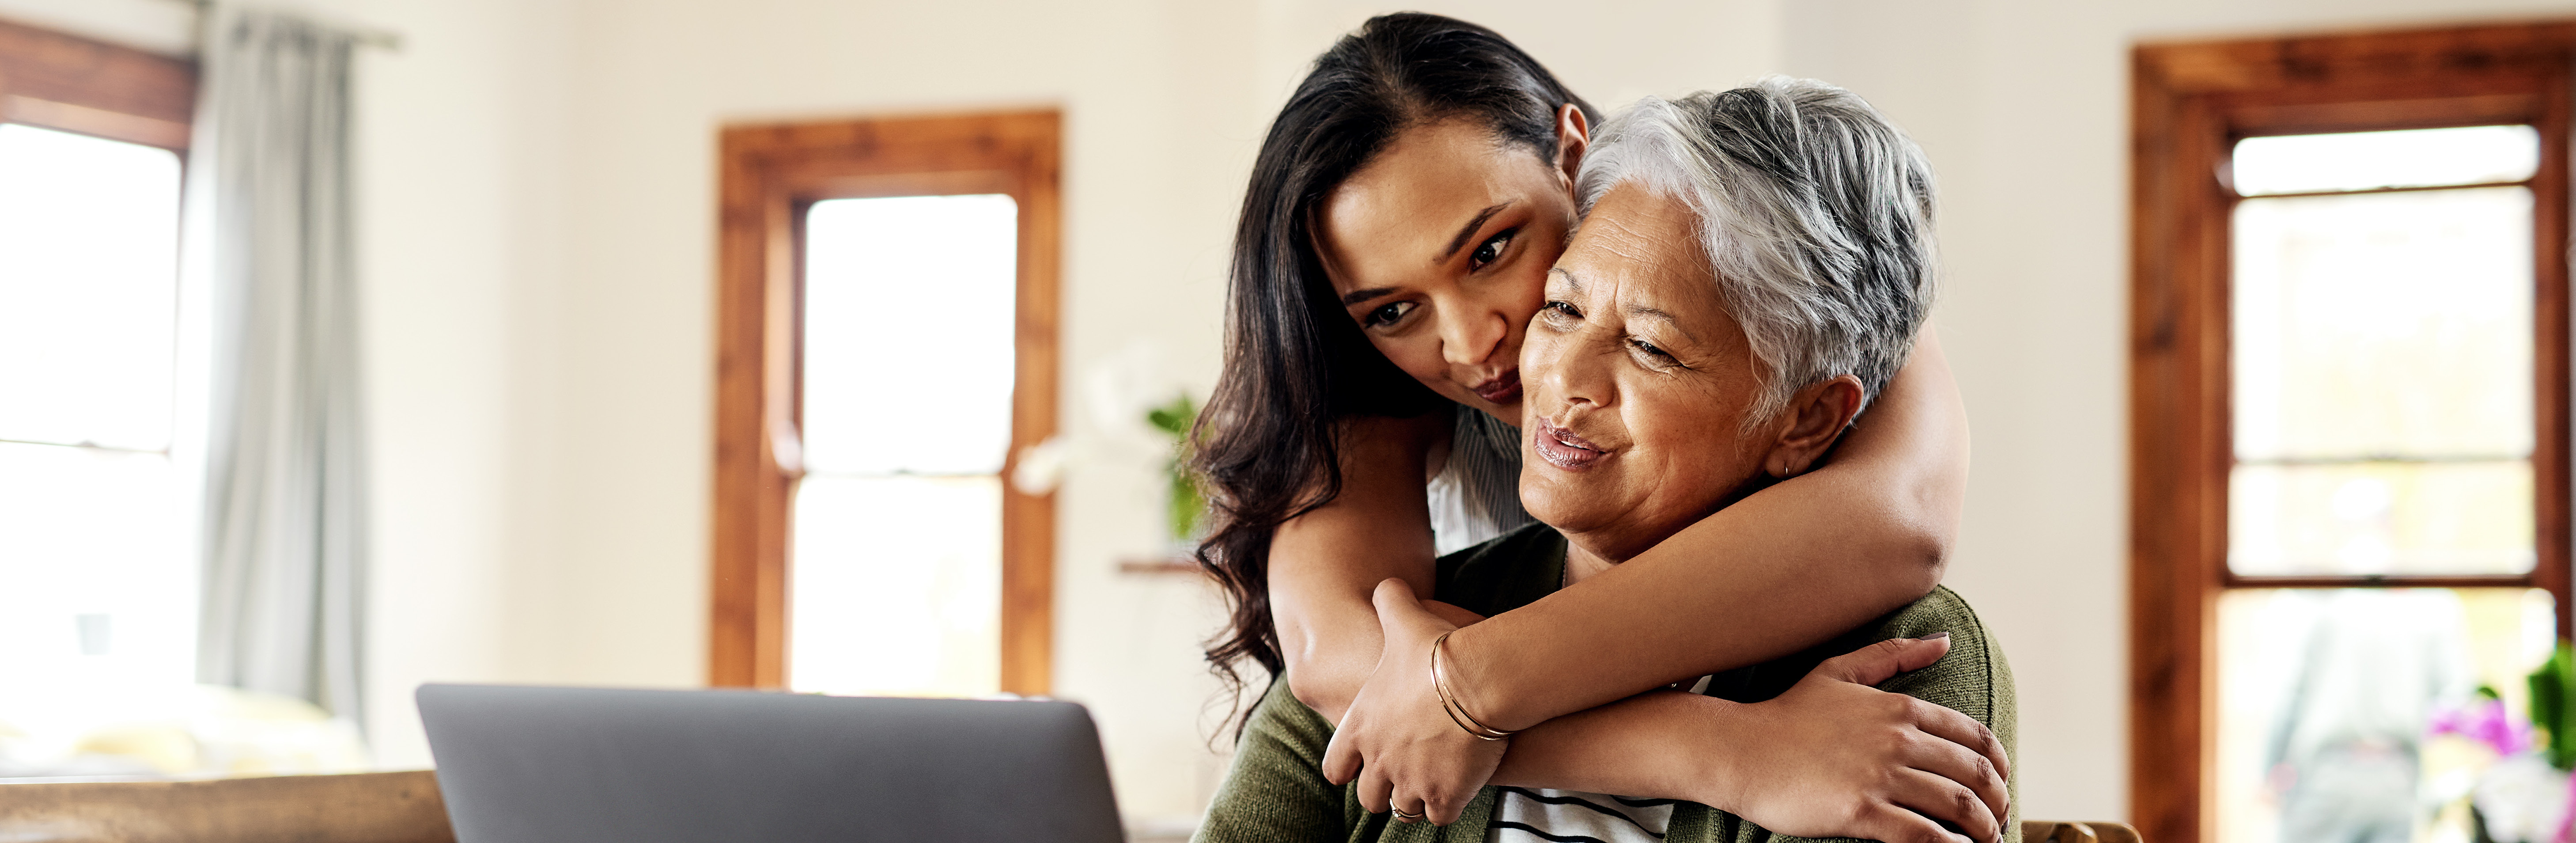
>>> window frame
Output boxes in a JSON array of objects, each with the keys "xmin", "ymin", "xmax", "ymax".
[
  {"xmin": 710, "ymin": 111, "xmax": 1062, "ymax": 693},
  {"xmin": 2131, "ymin": 22, "xmax": 2576, "ymax": 843},
  {"xmin": 0, "ymin": 15, "xmax": 195, "ymax": 152}
]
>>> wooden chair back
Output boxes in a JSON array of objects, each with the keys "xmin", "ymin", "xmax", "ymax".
[
  {"xmin": 2026, "ymin": 819, "xmax": 2145, "ymax": 843},
  {"xmin": 0, "ymin": 770, "xmax": 455, "ymax": 843}
]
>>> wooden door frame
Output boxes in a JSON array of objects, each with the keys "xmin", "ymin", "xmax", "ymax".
[
  {"xmin": 710, "ymin": 110, "xmax": 1061, "ymax": 693},
  {"xmin": 2131, "ymin": 22, "xmax": 2575, "ymax": 843}
]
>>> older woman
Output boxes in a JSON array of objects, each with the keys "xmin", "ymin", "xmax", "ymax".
[{"xmin": 1193, "ymin": 79, "xmax": 2015, "ymax": 843}]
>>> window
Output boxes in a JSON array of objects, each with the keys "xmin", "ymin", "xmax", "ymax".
[
  {"xmin": 2228, "ymin": 126, "xmax": 2542, "ymax": 579},
  {"xmin": 2134, "ymin": 22, "xmax": 2575, "ymax": 843},
  {"xmin": 0, "ymin": 123, "xmax": 189, "ymax": 689},
  {"xmin": 791, "ymin": 194, "xmax": 1018, "ymax": 696},
  {"xmin": 711, "ymin": 112, "xmax": 1061, "ymax": 695},
  {"xmin": 0, "ymin": 17, "xmax": 198, "ymax": 714}
]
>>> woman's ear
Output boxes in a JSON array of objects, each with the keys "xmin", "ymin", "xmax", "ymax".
[
  {"xmin": 1554, "ymin": 103, "xmax": 1590, "ymax": 184},
  {"xmin": 1763, "ymin": 375, "xmax": 1867, "ymax": 478}
]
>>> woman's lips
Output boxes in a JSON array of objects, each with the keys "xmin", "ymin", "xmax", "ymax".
[
  {"xmin": 1531, "ymin": 419, "xmax": 1608, "ymax": 470},
  {"xmin": 1470, "ymin": 369, "xmax": 1522, "ymax": 405}
]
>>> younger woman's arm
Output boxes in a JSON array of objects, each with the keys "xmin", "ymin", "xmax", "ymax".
[
  {"xmin": 1205, "ymin": 619, "xmax": 2000, "ymax": 843},
  {"xmin": 1267, "ymin": 332, "xmax": 1997, "ymax": 836},
  {"xmin": 1326, "ymin": 581, "xmax": 2007, "ymax": 836},
  {"xmin": 1267, "ymin": 411, "xmax": 1446, "ymax": 721},
  {"xmin": 1271, "ymin": 329, "xmax": 1966, "ymax": 723},
  {"xmin": 1481, "ymin": 634, "xmax": 2005, "ymax": 843},
  {"xmin": 1305, "ymin": 330, "xmax": 1983, "ymax": 828}
]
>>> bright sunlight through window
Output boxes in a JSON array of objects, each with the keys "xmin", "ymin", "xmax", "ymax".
[
  {"xmin": 2232, "ymin": 125, "xmax": 2540, "ymax": 196},
  {"xmin": 0, "ymin": 124, "xmax": 198, "ymax": 718},
  {"xmin": 789, "ymin": 194, "xmax": 1018, "ymax": 698}
]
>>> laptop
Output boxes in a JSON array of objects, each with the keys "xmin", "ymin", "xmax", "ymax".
[{"xmin": 417, "ymin": 684, "xmax": 1125, "ymax": 843}]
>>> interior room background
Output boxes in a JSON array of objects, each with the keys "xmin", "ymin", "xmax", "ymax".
[{"xmin": 11, "ymin": 0, "xmax": 2576, "ymax": 833}]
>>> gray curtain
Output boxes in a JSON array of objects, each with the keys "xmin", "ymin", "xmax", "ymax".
[{"xmin": 193, "ymin": 8, "xmax": 367, "ymax": 726}]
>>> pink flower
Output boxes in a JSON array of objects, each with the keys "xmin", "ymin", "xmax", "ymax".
[{"xmin": 2432, "ymin": 697, "xmax": 2538, "ymax": 757}]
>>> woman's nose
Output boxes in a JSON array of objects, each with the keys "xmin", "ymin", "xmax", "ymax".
[
  {"xmin": 1528, "ymin": 329, "xmax": 1610, "ymax": 411},
  {"xmin": 1565, "ymin": 334, "xmax": 1622, "ymax": 409},
  {"xmin": 1437, "ymin": 300, "xmax": 1508, "ymax": 368}
]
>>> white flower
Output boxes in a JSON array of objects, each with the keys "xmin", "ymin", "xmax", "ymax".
[{"xmin": 2476, "ymin": 752, "xmax": 2571, "ymax": 843}]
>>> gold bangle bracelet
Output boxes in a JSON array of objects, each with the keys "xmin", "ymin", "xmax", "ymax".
[{"xmin": 1429, "ymin": 630, "xmax": 1515, "ymax": 741}]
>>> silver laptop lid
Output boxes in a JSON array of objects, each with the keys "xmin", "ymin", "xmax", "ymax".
[{"xmin": 417, "ymin": 684, "xmax": 1123, "ymax": 843}]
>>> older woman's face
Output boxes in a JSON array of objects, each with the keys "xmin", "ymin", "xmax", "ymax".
[{"xmin": 1517, "ymin": 183, "xmax": 1776, "ymax": 562}]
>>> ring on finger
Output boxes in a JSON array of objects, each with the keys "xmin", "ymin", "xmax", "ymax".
[{"xmin": 1391, "ymin": 806, "xmax": 1424, "ymax": 823}]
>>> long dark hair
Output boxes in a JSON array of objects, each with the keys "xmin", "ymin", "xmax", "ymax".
[{"xmin": 1189, "ymin": 12, "xmax": 1597, "ymax": 709}]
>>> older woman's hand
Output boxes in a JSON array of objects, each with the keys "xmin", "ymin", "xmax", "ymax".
[{"xmin": 1320, "ymin": 578, "xmax": 1501, "ymax": 826}]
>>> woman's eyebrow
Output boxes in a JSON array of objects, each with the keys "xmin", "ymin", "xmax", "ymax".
[
  {"xmin": 1433, "ymin": 202, "xmax": 1513, "ymax": 264},
  {"xmin": 1624, "ymin": 305, "xmax": 1701, "ymax": 343},
  {"xmin": 1338, "ymin": 287, "xmax": 1401, "ymax": 306}
]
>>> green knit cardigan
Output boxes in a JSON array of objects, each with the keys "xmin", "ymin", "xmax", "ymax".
[{"xmin": 1194, "ymin": 523, "xmax": 2019, "ymax": 843}]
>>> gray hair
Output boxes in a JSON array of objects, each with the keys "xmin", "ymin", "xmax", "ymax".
[{"xmin": 1575, "ymin": 76, "xmax": 1936, "ymax": 425}]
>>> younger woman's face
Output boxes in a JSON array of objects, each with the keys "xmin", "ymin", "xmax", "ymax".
[{"xmin": 1313, "ymin": 114, "xmax": 1585, "ymax": 425}]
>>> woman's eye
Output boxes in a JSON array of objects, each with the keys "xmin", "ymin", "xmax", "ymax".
[
  {"xmin": 1630, "ymin": 338, "xmax": 1678, "ymax": 365},
  {"xmin": 1468, "ymin": 230, "xmax": 1516, "ymax": 270},
  {"xmin": 1363, "ymin": 301, "xmax": 1415, "ymax": 328},
  {"xmin": 1536, "ymin": 300, "xmax": 1582, "ymax": 331}
]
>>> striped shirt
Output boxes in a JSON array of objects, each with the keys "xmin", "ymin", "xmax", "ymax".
[
  {"xmin": 1491, "ymin": 788, "xmax": 1682, "ymax": 843},
  {"xmin": 1489, "ymin": 674, "xmax": 1721, "ymax": 843}
]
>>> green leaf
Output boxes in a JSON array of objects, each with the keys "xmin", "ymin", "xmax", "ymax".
[
  {"xmin": 1146, "ymin": 393, "xmax": 1197, "ymax": 438},
  {"xmin": 1147, "ymin": 392, "xmax": 1207, "ymax": 542},
  {"xmin": 2531, "ymin": 642, "xmax": 2576, "ymax": 770}
]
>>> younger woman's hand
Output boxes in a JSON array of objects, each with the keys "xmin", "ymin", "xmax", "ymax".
[
  {"xmin": 1707, "ymin": 636, "xmax": 2013, "ymax": 843},
  {"xmin": 1319, "ymin": 578, "xmax": 1499, "ymax": 826}
]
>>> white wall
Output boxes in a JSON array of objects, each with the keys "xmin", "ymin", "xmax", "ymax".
[
  {"xmin": 318, "ymin": 0, "xmax": 581, "ymax": 764},
  {"xmin": 0, "ymin": 0, "xmax": 191, "ymax": 55},
  {"xmin": 25, "ymin": 0, "xmax": 2576, "ymax": 829}
]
